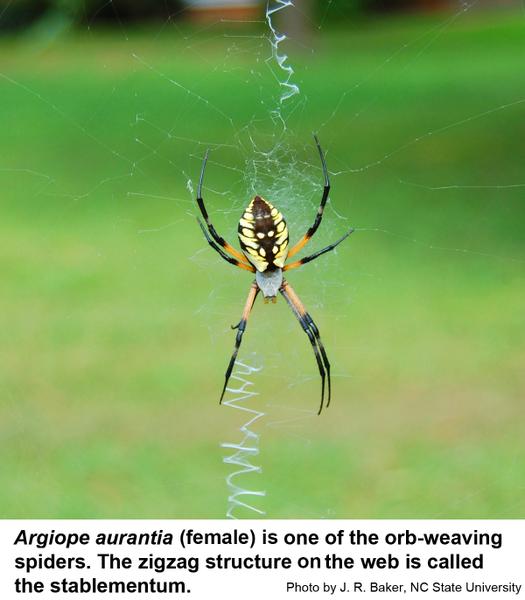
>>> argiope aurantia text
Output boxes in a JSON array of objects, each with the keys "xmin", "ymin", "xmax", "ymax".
[{"xmin": 196, "ymin": 135, "xmax": 353, "ymax": 415}]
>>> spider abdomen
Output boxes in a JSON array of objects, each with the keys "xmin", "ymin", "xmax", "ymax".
[{"xmin": 238, "ymin": 196, "xmax": 289, "ymax": 272}]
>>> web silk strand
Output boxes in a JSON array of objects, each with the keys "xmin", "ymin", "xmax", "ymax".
[
  {"xmin": 221, "ymin": 359, "xmax": 266, "ymax": 519},
  {"xmin": 265, "ymin": 0, "xmax": 300, "ymax": 114}
]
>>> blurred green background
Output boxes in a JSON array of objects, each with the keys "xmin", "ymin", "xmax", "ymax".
[{"xmin": 0, "ymin": 2, "xmax": 524, "ymax": 518}]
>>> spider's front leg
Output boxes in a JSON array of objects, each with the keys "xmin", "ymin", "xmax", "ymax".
[
  {"xmin": 280, "ymin": 280, "xmax": 331, "ymax": 415},
  {"xmin": 220, "ymin": 281, "xmax": 259, "ymax": 403}
]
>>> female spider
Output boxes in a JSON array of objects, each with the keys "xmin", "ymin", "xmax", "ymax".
[{"xmin": 196, "ymin": 135, "xmax": 353, "ymax": 415}]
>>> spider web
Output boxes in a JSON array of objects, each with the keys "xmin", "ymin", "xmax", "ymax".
[{"xmin": 1, "ymin": 0, "xmax": 524, "ymax": 519}]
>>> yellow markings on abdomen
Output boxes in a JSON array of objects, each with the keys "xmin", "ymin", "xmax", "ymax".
[
  {"xmin": 239, "ymin": 236, "xmax": 259, "ymax": 250},
  {"xmin": 238, "ymin": 196, "xmax": 289, "ymax": 272}
]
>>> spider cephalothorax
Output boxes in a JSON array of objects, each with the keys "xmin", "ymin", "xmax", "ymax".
[{"xmin": 195, "ymin": 135, "xmax": 353, "ymax": 414}]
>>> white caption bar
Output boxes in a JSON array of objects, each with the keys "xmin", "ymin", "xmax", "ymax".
[{"xmin": 0, "ymin": 520, "xmax": 523, "ymax": 599}]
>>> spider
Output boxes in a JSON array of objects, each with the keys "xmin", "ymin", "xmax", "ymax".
[{"xmin": 195, "ymin": 135, "xmax": 353, "ymax": 415}]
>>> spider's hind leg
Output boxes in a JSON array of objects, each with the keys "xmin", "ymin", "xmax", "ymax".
[
  {"xmin": 286, "ymin": 134, "xmax": 331, "ymax": 260},
  {"xmin": 196, "ymin": 150, "xmax": 250, "ymax": 265}
]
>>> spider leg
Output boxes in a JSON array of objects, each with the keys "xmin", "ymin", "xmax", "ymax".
[
  {"xmin": 220, "ymin": 282, "xmax": 259, "ymax": 403},
  {"xmin": 198, "ymin": 219, "xmax": 255, "ymax": 272},
  {"xmin": 280, "ymin": 280, "xmax": 331, "ymax": 415},
  {"xmin": 284, "ymin": 228, "xmax": 354, "ymax": 272},
  {"xmin": 287, "ymin": 134, "xmax": 331, "ymax": 260},
  {"xmin": 196, "ymin": 150, "xmax": 250, "ymax": 265}
]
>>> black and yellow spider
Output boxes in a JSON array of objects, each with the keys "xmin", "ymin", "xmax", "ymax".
[{"xmin": 196, "ymin": 135, "xmax": 353, "ymax": 415}]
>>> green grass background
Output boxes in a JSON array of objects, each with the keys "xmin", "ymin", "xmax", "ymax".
[{"xmin": 0, "ymin": 12, "xmax": 524, "ymax": 518}]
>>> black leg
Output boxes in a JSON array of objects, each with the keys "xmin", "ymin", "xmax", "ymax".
[
  {"xmin": 303, "ymin": 313, "xmax": 332, "ymax": 408},
  {"xmin": 196, "ymin": 150, "xmax": 250, "ymax": 265},
  {"xmin": 198, "ymin": 219, "xmax": 255, "ymax": 272},
  {"xmin": 287, "ymin": 134, "xmax": 331, "ymax": 259},
  {"xmin": 220, "ymin": 282, "xmax": 259, "ymax": 403},
  {"xmin": 280, "ymin": 280, "xmax": 331, "ymax": 415},
  {"xmin": 284, "ymin": 227, "xmax": 354, "ymax": 272}
]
